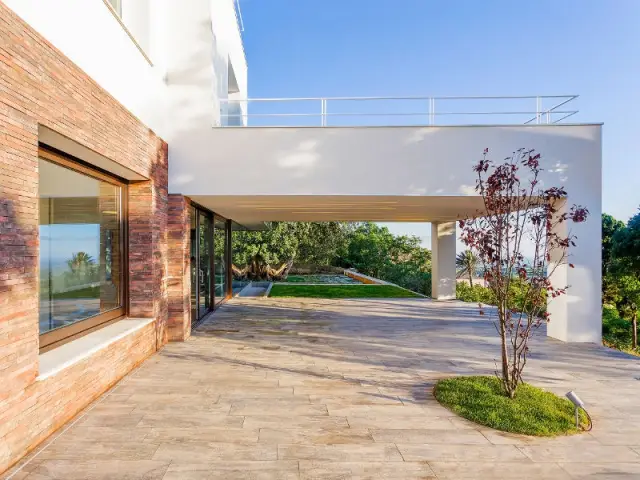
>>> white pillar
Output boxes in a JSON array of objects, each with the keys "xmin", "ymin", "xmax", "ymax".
[
  {"xmin": 547, "ymin": 200, "xmax": 602, "ymax": 343},
  {"xmin": 431, "ymin": 222, "xmax": 456, "ymax": 300}
]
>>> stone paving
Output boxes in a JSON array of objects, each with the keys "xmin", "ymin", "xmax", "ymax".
[{"xmin": 5, "ymin": 297, "xmax": 640, "ymax": 479}]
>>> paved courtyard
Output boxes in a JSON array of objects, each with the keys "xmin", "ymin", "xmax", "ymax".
[{"xmin": 5, "ymin": 298, "xmax": 640, "ymax": 479}]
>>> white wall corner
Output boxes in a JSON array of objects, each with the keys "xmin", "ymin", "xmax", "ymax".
[{"xmin": 431, "ymin": 222, "xmax": 457, "ymax": 301}]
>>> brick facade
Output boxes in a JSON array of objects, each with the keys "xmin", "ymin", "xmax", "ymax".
[
  {"xmin": 0, "ymin": 4, "xmax": 173, "ymax": 473},
  {"xmin": 167, "ymin": 194, "xmax": 192, "ymax": 341}
]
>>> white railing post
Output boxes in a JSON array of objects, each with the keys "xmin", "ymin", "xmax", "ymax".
[
  {"xmin": 321, "ymin": 98, "xmax": 327, "ymax": 126},
  {"xmin": 431, "ymin": 98, "xmax": 436, "ymax": 125},
  {"xmin": 536, "ymin": 96, "xmax": 541, "ymax": 124}
]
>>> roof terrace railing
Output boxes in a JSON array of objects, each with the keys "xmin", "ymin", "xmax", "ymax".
[{"xmin": 218, "ymin": 95, "xmax": 579, "ymax": 127}]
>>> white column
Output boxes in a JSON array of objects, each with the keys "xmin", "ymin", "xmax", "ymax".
[
  {"xmin": 431, "ymin": 222, "xmax": 457, "ymax": 300},
  {"xmin": 547, "ymin": 201, "xmax": 602, "ymax": 343}
]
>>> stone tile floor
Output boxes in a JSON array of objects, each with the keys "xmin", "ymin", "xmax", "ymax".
[{"xmin": 4, "ymin": 298, "xmax": 640, "ymax": 479}]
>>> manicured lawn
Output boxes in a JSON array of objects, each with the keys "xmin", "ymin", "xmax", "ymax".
[
  {"xmin": 434, "ymin": 376, "xmax": 587, "ymax": 436},
  {"xmin": 52, "ymin": 286, "xmax": 100, "ymax": 300},
  {"xmin": 283, "ymin": 274, "xmax": 360, "ymax": 284},
  {"xmin": 269, "ymin": 284, "xmax": 421, "ymax": 298}
]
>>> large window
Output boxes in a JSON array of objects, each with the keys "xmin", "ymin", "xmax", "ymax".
[{"xmin": 39, "ymin": 149, "xmax": 127, "ymax": 350}]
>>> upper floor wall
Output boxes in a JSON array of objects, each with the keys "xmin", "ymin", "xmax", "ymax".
[
  {"xmin": 170, "ymin": 124, "xmax": 601, "ymax": 205},
  {"xmin": 3, "ymin": 0, "xmax": 248, "ymax": 138}
]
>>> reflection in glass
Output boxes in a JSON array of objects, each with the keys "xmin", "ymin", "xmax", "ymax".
[
  {"xmin": 214, "ymin": 217, "xmax": 228, "ymax": 303},
  {"xmin": 198, "ymin": 212, "xmax": 212, "ymax": 317},
  {"xmin": 231, "ymin": 223, "xmax": 250, "ymax": 294},
  {"xmin": 39, "ymin": 158, "xmax": 122, "ymax": 334},
  {"xmin": 189, "ymin": 206, "xmax": 198, "ymax": 321}
]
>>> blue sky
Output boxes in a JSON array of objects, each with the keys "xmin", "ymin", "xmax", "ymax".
[{"xmin": 241, "ymin": 0, "xmax": 640, "ymax": 246}]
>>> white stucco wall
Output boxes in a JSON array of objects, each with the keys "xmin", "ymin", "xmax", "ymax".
[
  {"xmin": 5, "ymin": 0, "xmax": 247, "ymax": 145},
  {"xmin": 431, "ymin": 222, "xmax": 457, "ymax": 301},
  {"xmin": 211, "ymin": 0, "xmax": 248, "ymax": 126},
  {"xmin": 4, "ymin": 0, "xmax": 168, "ymax": 137},
  {"xmin": 170, "ymin": 124, "xmax": 601, "ymax": 199}
]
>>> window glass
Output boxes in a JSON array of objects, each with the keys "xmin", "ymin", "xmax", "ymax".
[
  {"xmin": 39, "ymin": 158, "xmax": 123, "ymax": 335},
  {"xmin": 190, "ymin": 206, "xmax": 198, "ymax": 320},
  {"xmin": 214, "ymin": 217, "xmax": 228, "ymax": 303},
  {"xmin": 198, "ymin": 212, "xmax": 212, "ymax": 317}
]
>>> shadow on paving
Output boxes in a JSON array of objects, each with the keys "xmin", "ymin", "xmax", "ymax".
[
  {"xmin": 183, "ymin": 298, "xmax": 640, "ymax": 402},
  {"xmin": 5, "ymin": 297, "xmax": 640, "ymax": 480}
]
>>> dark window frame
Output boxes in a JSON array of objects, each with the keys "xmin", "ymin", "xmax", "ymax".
[
  {"xmin": 38, "ymin": 147, "xmax": 129, "ymax": 353},
  {"xmin": 188, "ymin": 200, "xmax": 233, "ymax": 329}
]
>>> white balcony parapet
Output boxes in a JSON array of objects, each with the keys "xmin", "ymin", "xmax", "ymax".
[
  {"xmin": 232, "ymin": 0, "xmax": 247, "ymax": 65},
  {"xmin": 219, "ymin": 95, "xmax": 579, "ymax": 127}
]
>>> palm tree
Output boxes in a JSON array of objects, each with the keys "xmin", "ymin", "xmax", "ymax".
[
  {"xmin": 456, "ymin": 250, "xmax": 478, "ymax": 287},
  {"xmin": 67, "ymin": 252, "xmax": 96, "ymax": 273}
]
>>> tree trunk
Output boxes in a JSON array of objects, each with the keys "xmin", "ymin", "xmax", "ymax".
[
  {"xmin": 499, "ymin": 306, "xmax": 514, "ymax": 398},
  {"xmin": 468, "ymin": 270, "xmax": 473, "ymax": 288},
  {"xmin": 633, "ymin": 309, "xmax": 638, "ymax": 350}
]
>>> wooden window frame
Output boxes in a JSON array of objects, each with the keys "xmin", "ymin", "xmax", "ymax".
[{"xmin": 38, "ymin": 147, "xmax": 129, "ymax": 353}]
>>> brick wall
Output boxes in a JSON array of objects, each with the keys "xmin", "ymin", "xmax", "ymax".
[
  {"xmin": 0, "ymin": 3, "xmax": 171, "ymax": 473},
  {"xmin": 0, "ymin": 322, "xmax": 156, "ymax": 471},
  {"xmin": 167, "ymin": 195, "xmax": 192, "ymax": 341}
]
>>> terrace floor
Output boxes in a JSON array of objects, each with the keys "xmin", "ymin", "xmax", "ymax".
[{"xmin": 6, "ymin": 298, "xmax": 640, "ymax": 479}]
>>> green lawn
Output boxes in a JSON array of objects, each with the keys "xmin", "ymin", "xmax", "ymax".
[
  {"xmin": 434, "ymin": 376, "xmax": 587, "ymax": 437},
  {"xmin": 269, "ymin": 284, "xmax": 421, "ymax": 298},
  {"xmin": 51, "ymin": 286, "xmax": 100, "ymax": 300},
  {"xmin": 283, "ymin": 274, "xmax": 360, "ymax": 284}
]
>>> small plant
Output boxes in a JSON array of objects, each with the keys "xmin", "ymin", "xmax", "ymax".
[{"xmin": 459, "ymin": 148, "xmax": 589, "ymax": 398}]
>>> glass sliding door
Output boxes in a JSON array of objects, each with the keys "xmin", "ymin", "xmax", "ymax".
[
  {"xmin": 189, "ymin": 205, "xmax": 231, "ymax": 324},
  {"xmin": 189, "ymin": 206, "xmax": 198, "ymax": 321},
  {"xmin": 214, "ymin": 216, "xmax": 228, "ymax": 304},
  {"xmin": 198, "ymin": 212, "xmax": 213, "ymax": 317},
  {"xmin": 190, "ymin": 205, "xmax": 219, "ymax": 325}
]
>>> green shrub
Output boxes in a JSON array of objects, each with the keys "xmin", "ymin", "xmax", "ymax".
[
  {"xmin": 602, "ymin": 304, "xmax": 639, "ymax": 355},
  {"xmin": 456, "ymin": 279, "xmax": 546, "ymax": 314},
  {"xmin": 456, "ymin": 281, "xmax": 495, "ymax": 304}
]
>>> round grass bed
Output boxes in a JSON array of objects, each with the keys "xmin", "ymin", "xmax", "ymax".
[{"xmin": 434, "ymin": 376, "xmax": 587, "ymax": 436}]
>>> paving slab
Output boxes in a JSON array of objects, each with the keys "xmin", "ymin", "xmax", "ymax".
[{"xmin": 4, "ymin": 297, "xmax": 640, "ymax": 480}]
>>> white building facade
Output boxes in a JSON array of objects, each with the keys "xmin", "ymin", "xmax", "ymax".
[
  {"xmin": 0, "ymin": 1, "xmax": 602, "ymax": 472},
  {"xmin": 2, "ymin": 0, "xmax": 602, "ymax": 344}
]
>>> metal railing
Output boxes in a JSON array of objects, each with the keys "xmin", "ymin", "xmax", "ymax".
[
  {"xmin": 218, "ymin": 95, "xmax": 579, "ymax": 127},
  {"xmin": 232, "ymin": 0, "xmax": 247, "ymax": 64},
  {"xmin": 234, "ymin": 0, "xmax": 245, "ymax": 32}
]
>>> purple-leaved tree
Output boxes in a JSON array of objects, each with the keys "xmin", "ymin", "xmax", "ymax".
[{"xmin": 459, "ymin": 148, "xmax": 589, "ymax": 398}]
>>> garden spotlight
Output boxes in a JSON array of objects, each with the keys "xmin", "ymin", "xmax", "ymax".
[{"xmin": 565, "ymin": 391, "xmax": 592, "ymax": 431}]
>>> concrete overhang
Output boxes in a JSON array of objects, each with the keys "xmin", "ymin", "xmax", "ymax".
[
  {"xmin": 39, "ymin": 126, "xmax": 148, "ymax": 181},
  {"xmin": 171, "ymin": 124, "xmax": 602, "ymax": 229},
  {"xmin": 189, "ymin": 194, "xmax": 488, "ymax": 225}
]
